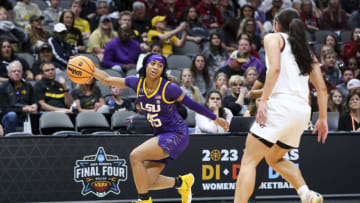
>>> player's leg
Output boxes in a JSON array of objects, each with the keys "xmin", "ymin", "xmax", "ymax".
[
  {"xmin": 265, "ymin": 144, "xmax": 323, "ymax": 203},
  {"xmin": 130, "ymin": 136, "xmax": 168, "ymax": 201},
  {"xmin": 143, "ymin": 161, "xmax": 175, "ymax": 190},
  {"xmin": 234, "ymin": 134, "xmax": 271, "ymax": 203}
]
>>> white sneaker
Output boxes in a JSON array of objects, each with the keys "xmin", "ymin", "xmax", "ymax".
[{"xmin": 302, "ymin": 191, "xmax": 323, "ymax": 203}]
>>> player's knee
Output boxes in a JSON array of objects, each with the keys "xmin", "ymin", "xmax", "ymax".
[
  {"xmin": 264, "ymin": 154, "xmax": 280, "ymax": 167},
  {"xmin": 129, "ymin": 149, "xmax": 142, "ymax": 164}
]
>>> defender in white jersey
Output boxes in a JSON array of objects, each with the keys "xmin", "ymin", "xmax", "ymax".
[{"xmin": 234, "ymin": 8, "xmax": 328, "ymax": 203}]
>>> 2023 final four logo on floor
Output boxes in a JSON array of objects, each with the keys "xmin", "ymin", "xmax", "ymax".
[{"xmin": 74, "ymin": 147, "xmax": 128, "ymax": 197}]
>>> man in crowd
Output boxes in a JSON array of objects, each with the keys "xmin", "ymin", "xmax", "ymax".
[
  {"xmin": 0, "ymin": 61, "xmax": 38, "ymax": 135},
  {"xmin": 215, "ymin": 50, "xmax": 249, "ymax": 80},
  {"xmin": 34, "ymin": 62, "xmax": 73, "ymax": 113}
]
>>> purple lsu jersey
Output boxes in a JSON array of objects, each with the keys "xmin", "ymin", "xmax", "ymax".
[{"xmin": 125, "ymin": 76, "xmax": 188, "ymax": 135}]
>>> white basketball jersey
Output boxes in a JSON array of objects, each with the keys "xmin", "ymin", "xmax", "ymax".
[{"xmin": 266, "ymin": 33, "xmax": 309, "ymax": 103}]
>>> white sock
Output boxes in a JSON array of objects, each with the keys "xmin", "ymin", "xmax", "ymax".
[{"xmin": 297, "ymin": 185, "xmax": 310, "ymax": 200}]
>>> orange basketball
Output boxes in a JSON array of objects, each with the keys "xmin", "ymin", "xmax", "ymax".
[{"xmin": 67, "ymin": 56, "xmax": 95, "ymax": 84}]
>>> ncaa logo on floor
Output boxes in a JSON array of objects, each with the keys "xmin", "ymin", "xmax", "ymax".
[{"xmin": 74, "ymin": 147, "xmax": 128, "ymax": 197}]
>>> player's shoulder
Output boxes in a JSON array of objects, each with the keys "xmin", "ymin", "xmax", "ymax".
[{"xmin": 264, "ymin": 33, "xmax": 282, "ymax": 41}]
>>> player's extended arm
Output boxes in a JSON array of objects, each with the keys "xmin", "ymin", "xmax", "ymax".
[
  {"xmin": 309, "ymin": 56, "xmax": 328, "ymax": 144},
  {"xmin": 176, "ymin": 93, "xmax": 229, "ymax": 131},
  {"xmin": 94, "ymin": 68, "xmax": 128, "ymax": 88}
]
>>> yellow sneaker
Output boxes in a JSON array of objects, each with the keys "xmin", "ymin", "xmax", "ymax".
[
  {"xmin": 178, "ymin": 173, "xmax": 195, "ymax": 203},
  {"xmin": 131, "ymin": 197, "xmax": 152, "ymax": 203}
]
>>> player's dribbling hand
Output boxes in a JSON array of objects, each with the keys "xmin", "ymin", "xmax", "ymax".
[
  {"xmin": 215, "ymin": 117, "xmax": 229, "ymax": 132},
  {"xmin": 312, "ymin": 118, "xmax": 328, "ymax": 144}
]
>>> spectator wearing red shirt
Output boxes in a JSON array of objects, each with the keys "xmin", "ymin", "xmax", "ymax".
[
  {"xmin": 195, "ymin": 0, "xmax": 224, "ymax": 29},
  {"xmin": 343, "ymin": 27, "xmax": 360, "ymax": 61},
  {"xmin": 139, "ymin": 0, "xmax": 167, "ymax": 19},
  {"xmin": 299, "ymin": 0, "xmax": 320, "ymax": 32},
  {"xmin": 319, "ymin": 0, "xmax": 348, "ymax": 31}
]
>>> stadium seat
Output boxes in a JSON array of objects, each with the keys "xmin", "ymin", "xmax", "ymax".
[
  {"xmin": 39, "ymin": 112, "xmax": 75, "ymax": 135},
  {"xmin": 127, "ymin": 115, "xmax": 153, "ymax": 134},
  {"xmin": 340, "ymin": 30, "xmax": 352, "ymax": 43},
  {"xmin": 15, "ymin": 52, "xmax": 35, "ymax": 67},
  {"xmin": 173, "ymin": 40, "xmax": 200, "ymax": 57},
  {"xmin": 52, "ymin": 131, "xmax": 81, "ymax": 136},
  {"xmin": 229, "ymin": 116, "xmax": 256, "ymax": 132},
  {"xmin": 167, "ymin": 55, "xmax": 192, "ymax": 70},
  {"xmin": 167, "ymin": 69, "xmax": 181, "ymax": 82},
  {"xmin": 5, "ymin": 132, "xmax": 32, "ymax": 137},
  {"xmin": 125, "ymin": 68, "xmax": 137, "ymax": 77},
  {"xmin": 311, "ymin": 112, "xmax": 339, "ymax": 131},
  {"xmin": 314, "ymin": 30, "xmax": 336, "ymax": 44},
  {"xmin": 111, "ymin": 110, "xmax": 136, "ymax": 133},
  {"xmin": 76, "ymin": 112, "xmax": 110, "ymax": 134},
  {"xmin": 185, "ymin": 112, "xmax": 196, "ymax": 128}
]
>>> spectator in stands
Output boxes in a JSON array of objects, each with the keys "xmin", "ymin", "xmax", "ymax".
[
  {"xmin": 195, "ymin": 0, "xmax": 224, "ymax": 29},
  {"xmin": 180, "ymin": 68, "xmax": 205, "ymax": 104},
  {"xmin": 0, "ymin": 0, "xmax": 13, "ymax": 20},
  {"xmin": 32, "ymin": 43, "xmax": 56, "ymax": 81},
  {"xmin": 48, "ymin": 23, "xmax": 73, "ymax": 70},
  {"xmin": 238, "ymin": 32, "xmax": 259, "ymax": 58},
  {"xmin": 0, "ymin": 8, "xmax": 28, "ymax": 47},
  {"xmin": 239, "ymin": 17, "xmax": 261, "ymax": 50},
  {"xmin": 70, "ymin": 0, "xmax": 90, "ymax": 40},
  {"xmin": 319, "ymin": 0, "xmax": 348, "ymax": 31},
  {"xmin": 86, "ymin": 15, "xmax": 117, "ymax": 62},
  {"xmin": 135, "ymin": 41, "xmax": 163, "ymax": 73},
  {"xmin": 244, "ymin": 67, "xmax": 258, "ymax": 90},
  {"xmin": 346, "ymin": 57, "xmax": 360, "ymax": 78},
  {"xmin": 342, "ymin": 27, "xmax": 360, "ymax": 61},
  {"xmin": 0, "ymin": 124, "xmax": 3, "ymax": 136},
  {"xmin": 215, "ymin": 50, "xmax": 249, "ymax": 79},
  {"xmin": 0, "ymin": 40, "xmax": 33, "ymax": 81},
  {"xmin": 263, "ymin": 6, "xmax": 281, "ymax": 33},
  {"xmin": 348, "ymin": 7, "xmax": 360, "ymax": 30},
  {"xmin": 140, "ymin": 0, "xmax": 167, "ymax": 19},
  {"xmin": 13, "ymin": 0, "xmax": 42, "ymax": 27},
  {"xmin": 338, "ymin": 89, "xmax": 360, "ymax": 131},
  {"xmin": 103, "ymin": 24, "xmax": 141, "ymax": 75},
  {"xmin": 243, "ymin": 97, "xmax": 261, "ymax": 117},
  {"xmin": 323, "ymin": 33, "xmax": 342, "ymax": 59},
  {"xmin": 321, "ymin": 49, "xmax": 341, "ymax": 85},
  {"xmin": 147, "ymin": 16, "xmax": 188, "ymax": 56},
  {"xmin": 251, "ymin": 0, "xmax": 266, "ymax": 24},
  {"xmin": 299, "ymin": 0, "xmax": 320, "ymax": 32},
  {"xmin": 71, "ymin": 78, "xmax": 105, "ymax": 112},
  {"xmin": 190, "ymin": 54, "xmax": 212, "ymax": 96},
  {"xmin": 25, "ymin": 15, "xmax": 50, "ymax": 52},
  {"xmin": 59, "ymin": 10, "xmax": 85, "ymax": 53},
  {"xmin": 98, "ymin": 86, "xmax": 134, "ymax": 114},
  {"xmin": 161, "ymin": 0, "xmax": 183, "ymax": 29},
  {"xmin": 223, "ymin": 75, "xmax": 248, "ymax": 116},
  {"xmin": 202, "ymin": 32, "xmax": 228, "ymax": 72},
  {"xmin": 220, "ymin": 17, "xmax": 239, "ymax": 53},
  {"xmin": 336, "ymin": 68, "xmax": 354, "ymax": 99},
  {"xmin": 195, "ymin": 90, "xmax": 233, "ymax": 133},
  {"xmin": 0, "ymin": 61, "xmax": 38, "ymax": 135},
  {"xmin": 237, "ymin": 38, "xmax": 263, "ymax": 74},
  {"xmin": 132, "ymin": 1, "xmax": 151, "ymax": 43},
  {"xmin": 43, "ymin": 0, "xmax": 64, "ymax": 27},
  {"xmin": 328, "ymin": 89, "xmax": 344, "ymax": 114},
  {"xmin": 89, "ymin": 0, "xmax": 110, "ymax": 32},
  {"xmin": 182, "ymin": 6, "xmax": 209, "ymax": 44},
  {"xmin": 34, "ymin": 62, "xmax": 73, "ymax": 113},
  {"xmin": 239, "ymin": 5, "xmax": 263, "ymax": 36},
  {"xmin": 211, "ymin": 72, "xmax": 230, "ymax": 96},
  {"xmin": 259, "ymin": 0, "xmax": 291, "ymax": 13},
  {"xmin": 79, "ymin": 0, "xmax": 96, "ymax": 21},
  {"xmin": 217, "ymin": 0, "xmax": 238, "ymax": 22}
]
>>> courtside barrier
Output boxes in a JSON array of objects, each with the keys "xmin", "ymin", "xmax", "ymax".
[{"xmin": 0, "ymin": 132, "xmax": 359, "ymax": 202}]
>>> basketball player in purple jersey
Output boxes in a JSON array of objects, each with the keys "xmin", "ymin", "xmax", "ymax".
[{"xmin": 94, "ymin": 54, "xmax": 229, "ymax": 203}]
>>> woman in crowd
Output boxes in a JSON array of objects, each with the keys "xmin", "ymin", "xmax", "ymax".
[
  {"xmin": 87, "ymin": 15, "xmax": 117, "ymax": 62},
  {"xmin": 71, "ymin": 78, "xmax": 105, "ymax": 112},
  {"xmin": 338, "ymin": 89, "xmax": 360, "ymax": 131},
  {"xmin": 223, "ymin": 75, "xmax": 248, "ymax": 116},
  {"xmin": 244, "ymin": 67, "xmax": 258, "ymax": 90},
  {"xmin": 328, "ymin": 89, "xmax": 344, "ymax": 114},
  {"xmin": 180, "ymin": 68, "xmax": 204, "ymax": 104},
  {"xmin": 211, "ymin": 72, "xmax": 230, "ymax": 96},
  {"xmin": 201, "ymin": 32, "xmax": 228, "ymax": 72},
  {"xmin": 243, "ymin": 97, "xmax": 261, "ymax": 117},
  {"xmin": 0, "ymin": 40, "xmax": 33, "ymax": 81},
  {"xmin": 239, "ymin": 17, "xmax": 261, "ymax": 50},
  {"xmin": 239, "ymin": 5, "xmax": 263, "ymax": 36},
  {"xmin": 195, "ymin": 90, "xmax": 233, "ymax": 133},
  {"xmin": 59, "ymin": 10, "xmax": 86, "ymax": 53},
  {"xmin": 346, "ymin": 57, "xmax": 360, "ymax": 78},
  {"xmin": 25, "ymin": 15, "xmax": 50, "ymax": 52},
  {"xmin": 190, "ymin": 54, "xmax": 212, "ymax": 96},
  {"xmin": 342, "ymin": 27, "xmax": 360, "ymax": 62},
  {"xmin": 323, "ymin": 33, "xmax": 342, "ymax": 59},
  {"xmin": 183, "ymin": 6, "xmax": 209, "ymax": 44}
]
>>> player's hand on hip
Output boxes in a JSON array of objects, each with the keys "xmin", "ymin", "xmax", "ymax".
[
  {"xmin": 312, "ymin": 118, "xmax": 328, "ymax": 144},
  {"xmin": 215, "ymin": 117, "xmax": 229, "ymax": 132},
  {"xmin": 256, "ymin": 101, "xmax": 267, "ymax": 127}
]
